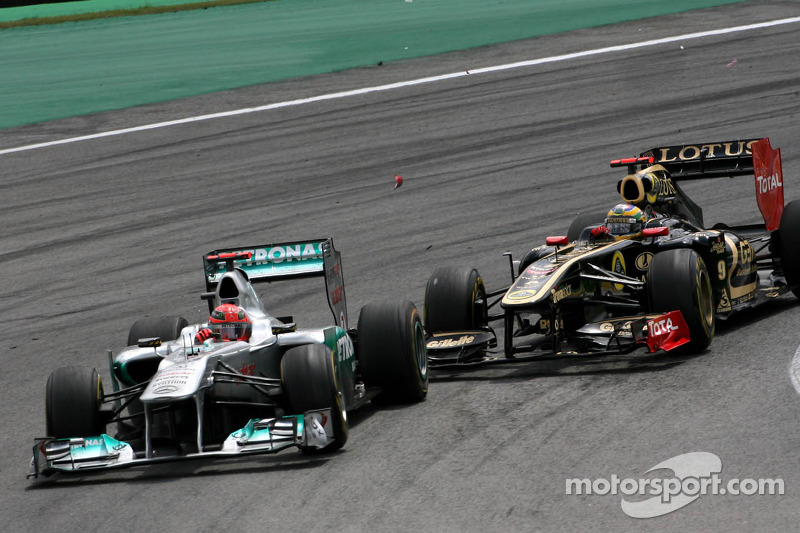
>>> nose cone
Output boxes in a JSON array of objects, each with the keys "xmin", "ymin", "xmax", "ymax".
[{"xmin": 140, "ymin": 359, "xmax": 207, "ymax": 402}]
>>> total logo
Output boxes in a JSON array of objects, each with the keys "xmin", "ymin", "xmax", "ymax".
[
  {"xmin": 756, "ymin": 172, "xmax": 782, "ymax": 193},
  {"xmin": 648, "ymin": 317, "xmax": 679, "ymax": 337},
  {"xmin": 427, "ymin": 335, "xmax": 475, "ymax": 349}
]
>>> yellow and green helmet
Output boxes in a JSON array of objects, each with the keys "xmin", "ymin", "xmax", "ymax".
[{"xmin": 605, "ymin": 203, "xmax": 646, "ymax": 236}]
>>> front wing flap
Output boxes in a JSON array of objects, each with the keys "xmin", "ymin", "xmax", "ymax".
[
  {"xmin": 576, "ymin": 310, "xmax": 690, "ymax": 353},
  {"xmin": 426, "ymin": 311, "xmax": 690, "ymax": 369},
  {"xmin": 426, "ymin": 330, "xmax": 497, "ymax": 367},
  {"xmin": 29, "ymin": 409, "xmax": 334, "ymax": 478}
]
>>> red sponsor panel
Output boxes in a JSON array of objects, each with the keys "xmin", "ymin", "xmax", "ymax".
[
  {"xmin": 752, "ymin": 138, "xmax": 784, "ymax": 231},
  {"xmin": 646, "ymin": 311, "xmax": 690, "ymax": 352}
]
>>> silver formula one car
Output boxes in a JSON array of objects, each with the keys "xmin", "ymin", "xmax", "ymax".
[{"xmin": 30, "ymin": 238, "xmax": 428, "ymax": 477}]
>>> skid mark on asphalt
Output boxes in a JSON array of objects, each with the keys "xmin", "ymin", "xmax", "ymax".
[{"xmin": 1, "ymin": 16, "xmax": 799, "ymax": 156}]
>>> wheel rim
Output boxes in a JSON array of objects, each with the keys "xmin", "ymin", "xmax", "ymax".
[
  {"xmin": 697, "ymin": 266, "xmax": 714, "ymax": 332},
  {"xmin": 414, "ymin": 321, "xmax": 428, "ymax": 380},
  {"xmin": 472, "ymin": 282, "xmax": 487, "ymax": 328},
  {"xmin": 337, "ymin": 389, "xmax": 348, "ymax": 424}
]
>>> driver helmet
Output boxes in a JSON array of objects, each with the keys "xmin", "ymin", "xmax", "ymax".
[
  {"xmin": 604, "ymin": 203, "xmax": 646, "ymax": 237},
  {"xmin": 208, "ymin": 303, "xmax": 252, "ymax": 341}
]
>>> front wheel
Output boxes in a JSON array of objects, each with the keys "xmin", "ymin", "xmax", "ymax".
[
  {"xmin": 123, "ymin": 316, "xmax": 189, "ymax": 435},
  {"xmin": 647, "ymin": 248, "xmax": 715, "ymax": 354},
  {"xmin": 46, "ymin": 366, "xmax": 105, "ymax": 438},
  {"xmin": 518, "ymin": 246, "xmax": 557, "ymax": 275},
  {"xmin": 424, "ymin": 266, "xmax": 487, "ymax": 333},
  {"xmin": 567, "ymin": 211, "xmax": 607, "ymax": 243},
  {"xmin": 358, "ymin": 301, "xmax": 428, "ymax": 404},
  {"xmin": 281, "ymin": 344, "xmax": 348, "ymax": 453},
  {"xmin": 127, "ymin": 315, "xmax": 188, "ymax": 346}
]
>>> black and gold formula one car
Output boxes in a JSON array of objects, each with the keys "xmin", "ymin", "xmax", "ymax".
[{"xmin": 423, "ymin": 138, "xmax": 800, "ymax": 368}]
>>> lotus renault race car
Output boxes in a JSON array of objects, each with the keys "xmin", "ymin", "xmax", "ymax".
[
  {"xmin": 30, "ymin": 238, "xmax": 428, "ymax": 477},
  {"xmin": 424, "ymin": 138, "xmax": 799, "ymax": 368}
]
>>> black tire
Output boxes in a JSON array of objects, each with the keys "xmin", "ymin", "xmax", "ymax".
[
  {"xmin": 281, "ymin": 344, "xmax": 348, "ymax": 453},
  {"xmin": 567, "ymin": 211, "xmax": 608, "ymax": 242},
  {"xmin": 127, "ymin": 315, "xmax": 188, "ymax": 346},
  {"xmin": 518, "ymin": 246, "xmax": 556, "ymax": 275},
  {"xmin": 778, "ymin": 200, "xmax": 800, "ymax": 297},
  {"xmin": 46, "ymin": 366, "xmax": 105, "ymax": 438},
  {"xmin": 358, "ymin": 301, "xmax": 428, "ymax": 404},
  {"xmin": 424, "ymin": 266, "xmax": 487, "ymax": 333},
  {"xmin": 647, "ymin": 248, "xmax": 715, "ymax": 354}
]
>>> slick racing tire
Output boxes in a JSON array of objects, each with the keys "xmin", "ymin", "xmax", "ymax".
[
  {"xmin": 358, "ymin": 301, "xmax": 428, "ymax": 404},
  {"xmin": 424, "ymin": 266, "xmax": 487, "ymax": 333},
  {"xmin": 647, "ymin": 248, "xmax": 715, "ymax": 354},
  {"xmin": 567, "ymin": 211, "xmax": 608, "ymax": 243},
  {"xmin": 281, "ymin": 343, "xmax": 348, "ymax": 453},
  {"xmin": 127, "ymin": 315, "xmax": 188, "ymax": 346},
  {"xmin": 518, "ymin": 246, "xmax": 557, "ymax": 275},
  {"xmin": 46, "ymin": 366, "xmax": 105, "ymax": 438},
  {"xmin": 778, "ymin": 199, "xmax": 800, "ymax": 298}
]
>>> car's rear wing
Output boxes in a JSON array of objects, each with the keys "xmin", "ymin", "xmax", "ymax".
[
  {"xmin": 611, "ymin": 139, "xmax": 763, "ymax": 179},
  {"xmin": 612, "ymin": 138, "xmax": 785, "ymax": 231},
  {"xmin": 203, "ymin": 238, "xmax": 349, "ymax": 328},
  {"xmin": 204, "ymin": 239, "xmax": 328, "ymax": 285},
  {"xmin": 641, "ymin": 139, "xmax": 761, "ymax": 179}
]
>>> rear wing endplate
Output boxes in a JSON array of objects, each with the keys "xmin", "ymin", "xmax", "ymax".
[{"xmin": 204, "ymin": 238, "xmax": 349, "ymax": 328}]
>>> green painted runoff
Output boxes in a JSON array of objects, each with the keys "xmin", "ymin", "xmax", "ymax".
[
  {"xmin": 0, "ymin": 0, "xmax": 268, "ymax": 23},
  {"xmin": 0, "ymin": 0, "xmax": 745, "ymax": 129}
]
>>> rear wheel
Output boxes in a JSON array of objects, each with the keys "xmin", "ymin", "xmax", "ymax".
[
  {"xmin": 647, "ymin": 248, "xmax": 715, "ymax": 354},
  {"xmin": 127, "ymin": 315, "xmax": 188, "ymax": 346},
  {"xmin": 778, "ymin": 200, "xmax": 800, "ymax": 297},
  {"xmin": 281, "ymin": 344, "xmax": 348, "ymax": 453},
  {"xmin": 46, "ymin": 366, "xmax": 105, "ymax": 438},
  {"xmin": 424, "ymin": 267, "xmax": 487, "ymax": 333},
  {"xmin": 358, "ymin": 301, "xmax": 428, "ymax": 404}
]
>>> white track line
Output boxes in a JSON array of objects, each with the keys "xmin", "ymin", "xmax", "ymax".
[
  {"xmin": 2, "ymin": 16, "xmax": 799, "ymax": 156},
  {"xmin": 790, "ymin": 345, "xmax": 800, "ymax": 396}
]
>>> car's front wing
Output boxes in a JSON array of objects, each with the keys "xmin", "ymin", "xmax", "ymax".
[
  {"xmin": 426, "ymin": 310, "xmax": 690, "ymax": 369},
  {"xmin": 29, "ymin": 409, "xmax": 333, "ymax": 478}
]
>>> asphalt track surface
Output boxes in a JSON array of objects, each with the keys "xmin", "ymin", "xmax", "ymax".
[{"xmin": 3, "ymin": 1, "xmax": 800, "ymax": 531}]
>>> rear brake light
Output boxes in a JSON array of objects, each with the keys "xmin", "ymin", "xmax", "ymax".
[
  {"xmin": 610, "ymin": 156, "xmax": 654, "ymax": 167},
  {"xmin": 206, "ymin": 251, "xmax": 253, "ymax": 261}
]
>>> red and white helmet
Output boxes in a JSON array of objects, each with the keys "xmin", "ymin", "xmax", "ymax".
[{"xmin": 208, "ymin": 303, "xmax": 252, "ymax": 341}]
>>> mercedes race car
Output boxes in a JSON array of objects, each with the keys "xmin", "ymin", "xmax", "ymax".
[
  {"xmin": 424, "ymin": 138, "xmax": 799, "ymax": 368},
  {"xmin": 30, "ymin": 238, "xmax": 428, "ymax": 477}
]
